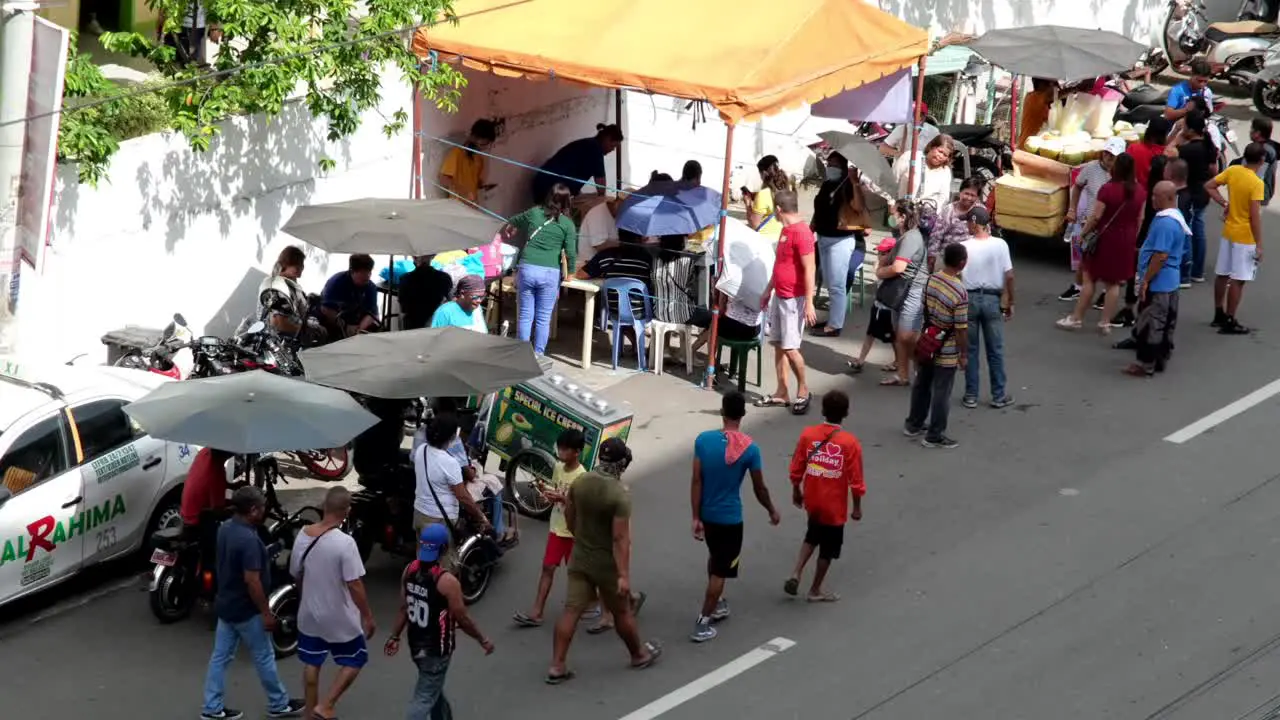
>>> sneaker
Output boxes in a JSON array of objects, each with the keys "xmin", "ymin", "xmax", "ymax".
[
  {"xmin": 690, "ymin": 618, "xmax": 718, "ymax": 643},
  {"xmin": 266, "ymin": 700, "xmax": 306, "ymax": 718},
  {"xmin": 1109, "ymin": 308, "xmax": 1135, "ymax": 328},
  {"xmin": 921, "ymin": 436, "xmax": 960, "ymax": 449},
  {"xmin": 1179, "ymin": 281, "xmax": 1192, "ymax": 289},
  {"xmin": 1092, "ymin": 294, "xmax": 1106, "ymax": 311},
  {"xmin": 961, "ymin": 396, "xmax": 978, "ymax": 409},
  {"xmin": 903, "ymin": 425, "xmax": 925, "ymax": 438},
  {"xmin": 201, "ymin": 711, "xmax": 244, "ymax": 720},
  {"xmin": 990, "ymin": 395, "xmax": 1015, "ymax": 409},
  {"xmin": 1058, "ymin": 285, "xmax": 1081, "ymax": 301},
  {"xmin": 1190, "ymin": 276, "xmax": 1207, "ymax": 283},
  {"xmin": 709, "ymin": 598, "xmax": 730, "ymax": 622},
  {"xmin": 1112, "ymin": 337, "xmax": 1137, "ymax": 350},
  {"xmin": 1219, "ymin": 318, "xmax": 1252, "ymax": 335},
  {"xmin": 1211, "ymin": 309, "xmax": 1230, "ymax": 328}
]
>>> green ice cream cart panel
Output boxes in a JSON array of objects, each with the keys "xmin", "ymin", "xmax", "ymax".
[{"xmin": 487, "ymin": 377, "xmax": 633, "ymax": 470}]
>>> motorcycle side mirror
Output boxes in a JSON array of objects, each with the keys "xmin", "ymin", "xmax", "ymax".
[
  {"xmin": 0, "ymin": 486, "xmax": 11, "ymax": 507},
  {"xmin": 173, "ymin": 313, "xmax": 187, "ymax": 327},
  {"xmin": 246, "ymin": 321, "xmax": 266, "ymax": 335}
]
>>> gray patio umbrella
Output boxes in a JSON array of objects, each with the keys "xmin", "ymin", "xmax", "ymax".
[
  {"xmin": 282, "ymin": 198, "xmax": 505, "ymax": 256},
  {"xmin": 123, "ymin": 371, "xmax": 378, "ymax": 454},
  {"xmin": 964, "ymin": 25, "xmax": 1146, "ymax": 82},
  {"xmin": 300, "ymin": 327, "xmax": 543, "ymax": 399},
  {"xmin": 816, "ymin": 131, "xmax": 897, "ymax": 196}
]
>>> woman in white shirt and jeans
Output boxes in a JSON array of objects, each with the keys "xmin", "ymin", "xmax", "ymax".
[{"xmin": 412, "ymin": 415, "xmax": 492, "ymax": 565}]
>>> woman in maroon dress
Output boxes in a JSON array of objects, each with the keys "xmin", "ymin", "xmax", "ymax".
[{"xmin": 1057, "ymin": 153, "xmax": 1146, "ymax": 334}]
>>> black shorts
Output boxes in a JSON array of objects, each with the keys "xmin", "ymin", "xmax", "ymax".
[
  {"xmin": 803, "ymin": 518, "xmax": 844, "ymax": 560},
  {"xmin": 703, "ymin": 521, "xmax": 744, "ymax": 578}
]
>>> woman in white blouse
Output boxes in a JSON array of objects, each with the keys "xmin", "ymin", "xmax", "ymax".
[{"xmin": 895, "ymin": 134, "xmax": 955, "ymax": 214}]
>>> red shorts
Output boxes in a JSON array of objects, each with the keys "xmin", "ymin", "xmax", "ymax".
[{"xmin": 543, "ymin": 533, "xmax": 574, "ymax": 567}]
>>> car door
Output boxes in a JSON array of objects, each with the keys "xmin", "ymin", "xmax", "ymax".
[
  {"xmin": 72, "ymin": 398, "xmax": 167, "ymax": 564},
  {"xmin": 0, "ymin": 412, "xmax": 82, "ymax": 606}
]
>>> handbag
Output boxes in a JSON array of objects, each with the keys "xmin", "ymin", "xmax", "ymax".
[
  {"xmin": 913, "ymin": 286, "xmax": 951, "ymax": 364},
  {"xmin": 874, "ymin": 237, "xmax": 923, "ymax": 310},
  {"xmin": 1079, "ymin": 194, "xmax": 1133, "ymax": 255}
]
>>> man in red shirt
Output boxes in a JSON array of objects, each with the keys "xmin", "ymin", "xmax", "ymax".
[
  {"xmin": 784, "ymin": 391, "xmax": 864, "ymax": 602},
  {"xmin": 179, "ymin": 447, "xmax": 235, "ymax": 537},
  {"xmin": 755, "ymin": 189, "xmax": 817, "ymax": 415}
]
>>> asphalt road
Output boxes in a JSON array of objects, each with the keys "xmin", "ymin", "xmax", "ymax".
[{"xmin": 9, "ymin": 128, "xmax": 1280, "ymax": 720}]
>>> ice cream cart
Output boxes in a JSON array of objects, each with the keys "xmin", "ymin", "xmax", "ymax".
[{"xmin": 486, "ymin": 371, "xmax": 633, "ymax": 520}]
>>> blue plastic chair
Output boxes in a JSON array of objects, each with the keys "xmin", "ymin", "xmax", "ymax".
[{"xmin": 597, "ymin": 278, "xmax": 653, "ymax": 372}]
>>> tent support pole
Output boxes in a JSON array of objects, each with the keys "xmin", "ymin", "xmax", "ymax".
[
  {"xmin": 983, "ymin": 66, "xmax": 997, "ymax": 125},
  {"xmin": 615, "ymin": 89, "xmax": 624, "ymax": 190},
  {"xmin": 411, "ymin": 76, "xmax": 423, "ymax": 200},
  {"xmin": 704, "ymin": 122, "xmax": 735, "ymax": 389},
  {"xmin": 907, "ymin": 55, "xmax": 928, "ymax": 195},
  {"xmin": 1010, "ymin": 75, "xmax": 1021, "ymax": 151}
]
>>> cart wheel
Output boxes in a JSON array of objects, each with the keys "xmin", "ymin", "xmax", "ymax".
[{"xmin": 504, "ymin": 448, "xmax": 555, "ymax": 520}]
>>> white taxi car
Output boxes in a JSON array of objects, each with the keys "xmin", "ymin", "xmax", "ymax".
[{"xmin": 0, "ymin": 357, "xmax": 195, "ymax": 607}]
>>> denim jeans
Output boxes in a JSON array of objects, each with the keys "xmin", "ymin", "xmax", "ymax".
[
  {"xmin": 1182, "ymin": 204, "xmax": 1206, "ymax": 280},
  {"xmin": 202, "ymin": 615, "xmax": 291, "ymax": 715},
  {"xmin": 817, "ymin": 235, "xmax": 865, "ymax": 331},
  {"xmin": 963, "ymin": 293, "xmax": 1007, "ymax": 401},
  {"xmin": 906, "ymin": 362, "xmax": 957, "ymax": 441},
  {"xmin": 408, "ymin": 654, "xmax": 453, "ymax": 720},
  {"xmin": 516, "ymin": 264, "xmax": 561, "ymax": 354}
]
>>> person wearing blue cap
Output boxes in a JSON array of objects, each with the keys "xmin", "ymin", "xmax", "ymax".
[{"xmin": 385, "ymin": 524, "xmax": 493, "ymax": 719}]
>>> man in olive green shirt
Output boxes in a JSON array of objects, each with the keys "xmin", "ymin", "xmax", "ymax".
[{"xmin": 546, "ymin": 439, "xmax": 660, "ymax": 684}]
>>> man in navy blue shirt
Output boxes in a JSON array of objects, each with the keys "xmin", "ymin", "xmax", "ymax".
[
  {"xmin": 321, "ymin": 254, "xmax": 379, "ymax": 337},
  {"xmin": 1126, "ymin": 181, "xmax": 1187, "ymax": 378},
  {"xmin": 200, "ymin": 487, "xmax": 304, "ymax": 720},
  {"xmin": 532, "ymin": 124, "xmax": 623, "ymax": 203},
  {"xmin": 689, "ymin": 392, "xmax": 780, "ymax": 643}
]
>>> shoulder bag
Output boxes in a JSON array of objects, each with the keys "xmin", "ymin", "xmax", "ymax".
[
  {"xmin": 295, "ymin": 525, "xmax": 338, "ymax": 586},
  {"xmin": 1079, "ymin": 193, "xmax": 1133, "ymax": 256},
  {"xmin": 874, "ymin": 237, "xmax": 923, "ymax": 310},
  {"xmin": 913, "ymin": 280, "xmax": 953, "ymax": 365}
]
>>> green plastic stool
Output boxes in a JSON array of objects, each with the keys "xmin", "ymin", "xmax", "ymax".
[{"xmin": 716, "ymin": 336, "xmax": 764, "ymax": 393}]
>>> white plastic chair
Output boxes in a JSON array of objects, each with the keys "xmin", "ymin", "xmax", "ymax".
[{"xmin": 648, "ymin": 320, "xmax": 696, "ymax": 376}]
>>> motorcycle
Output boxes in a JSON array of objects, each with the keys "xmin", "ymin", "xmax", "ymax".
[
  {"xmin": 112, "ymin": 313, "xmax": 196, "ymax": 378},
  {"xmin": 346, "ymin": 399, "xmax": 516, "ymax": 605},
  {"xmin": 1251, "ymin": 41, "xmax": 1280, "ymax": 116},
  {"xmin": 1159, "ymin": 0, "xmax": 1277, "ymax": 84},
  {"xmin": 148, "ymin": 456, "xmax": 321, "ymax": 657}
]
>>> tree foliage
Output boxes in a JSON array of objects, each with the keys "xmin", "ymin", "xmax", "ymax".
[{"xmin": 67, "ymin": 0, "xmax": 465, "ymax": 182}]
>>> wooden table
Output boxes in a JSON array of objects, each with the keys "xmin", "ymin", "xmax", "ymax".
[{"xmin": 555, "ymin": 278, "xmax": 601, "ymax": 369}]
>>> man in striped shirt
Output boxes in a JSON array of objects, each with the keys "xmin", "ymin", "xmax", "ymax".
[{"xmin": 904, "ymin": 243, "xmax": 969, "ymax": 449}]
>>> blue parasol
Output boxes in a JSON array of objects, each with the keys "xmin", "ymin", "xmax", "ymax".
[{"xmin": 616, "ymin": 181, "xmax": 723, "ymax": 237}]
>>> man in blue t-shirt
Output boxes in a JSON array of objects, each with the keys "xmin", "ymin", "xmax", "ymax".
[
  {"xmin": 201, "ymin": 487, "xmax": 303, "ymax": 720},
  {"xmin": 689, "ymin": 391, "xmax": 780, "ymax": 643},
  {"xmin": 1165, "ymin": 59, "xmax": 1214, "ymax": 121},
  {"xmin": 1128, "ymin": 181, "xmax": 1188, "ymax": 378},
  {"xmin": 321, "ymin": 253, "xmax": 380, "ymax": 337}
]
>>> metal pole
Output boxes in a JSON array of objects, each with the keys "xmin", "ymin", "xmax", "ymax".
[
  {"xmin": 703, "ymin": 122, "xmax": 735, "ymax": 389},
  {"xmin": 0, "ymin": 2, "xmax": 35, "ymax": 353},
  {"xmin": 944, "ymin": 71, "xmax": 962, "ymax": 125},
  {"xmin": 614, "ymin": 89, "xmax": 623, "ymax": 192},
  {"xmin": 907, "ymin": 55, "xmax": 928, "ymax": 196},
  {"xmin": 983, "ymin": 66, "xmax": 997, "ymax": 125},
  {"xmin": 1010, "ymin": 75, "xmax": 1022, "ymax": 151}
]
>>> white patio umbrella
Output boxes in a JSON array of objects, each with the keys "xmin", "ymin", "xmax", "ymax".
[
  {"xmin": 282, "ymin": 198, "xmax": 505, "ymax": 256},
  {"xmin": 123, "ymin": 371, "xmax": 378, "ymax": 454}
]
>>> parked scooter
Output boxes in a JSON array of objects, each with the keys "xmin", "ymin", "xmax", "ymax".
[
  {"xmin": 1159, "ymin": 0, "xmax": 1278, "ymax": 84},
  {"xmin": 1251, "ymin": 41, "xmax": 1280, "ymax": 116},
  {"xmin": 112, "ymin": 313, "xmax": 196, "ymax": 378}
]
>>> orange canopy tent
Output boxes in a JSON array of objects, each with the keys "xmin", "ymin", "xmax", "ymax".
[{"xmin": 412, "ymin": 0, "xmax": 928, "ymax": 384}]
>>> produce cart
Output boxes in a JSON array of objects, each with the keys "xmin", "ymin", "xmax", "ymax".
[{"xmin": 486, "ymin": 371, "xmax": 633, "ymax": 520}]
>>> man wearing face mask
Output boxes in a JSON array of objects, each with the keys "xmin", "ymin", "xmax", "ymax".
[
  {"xmin": 810, "ymin": 152, "xmax": 870, "ymax": 337},
  {"xmin": 439, "ymin": 120, "xmax": 498, "ymax": 205}
]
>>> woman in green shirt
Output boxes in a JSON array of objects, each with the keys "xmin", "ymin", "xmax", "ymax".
[{"xmin": 510, "ymin": 183, "xmax": 577, "ymax": 354}]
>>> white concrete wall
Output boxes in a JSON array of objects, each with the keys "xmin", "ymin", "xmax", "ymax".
[{"xmin": 18, "ymin": 68, "xmax": 612, "ymax": 363}]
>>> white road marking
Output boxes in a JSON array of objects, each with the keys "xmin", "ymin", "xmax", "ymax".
[
  {"xmin": 616, "ymin": 636, "xmax": 796, "ymax": 720},
  {"xmin": 1164, "ymin": 378, "xmax": 1280, "ymax": 444}
]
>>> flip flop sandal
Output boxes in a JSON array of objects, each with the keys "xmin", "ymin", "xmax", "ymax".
[
  {"xmin": 587, "ymin": 622, "xmax": 614, "ymax": 635},
  {"xmin": 791, "ymin": 396, "xmax": 812, "ymax": 415},
  {"xmin": 1122, "ymin": 364, "xmax": 1154, "ymax": 378},
  {"xmin": 512, "ymin": 612, "xmax": 543, "ymax": 628},
  {"xmin": 846, "ymin": 360, "xmax": 865, "ymax": 374},
  {"xmin": 630, "ymin": 591, "xmax": 648, "ymax": 616},
  {"xmin": 545, "ymin": 670, "xmax": 576, "ymax": 685},
  {"xmin": 806, "ymin": 592, "xmax": 841, "ymax": 603},
  {"xmin": 313, "ymin": 713, "xmax": 337, "ymax": 720},
  {"xmin": 754, "ymin": 396, "xmax": 790, "ymax": 408},
  {"xmin": 783, "ymin": 578, "xmax": 800, "ymax": 596},
  {"xmin": 580, "ymin": 607, "xmax": 602, "ymax": 621},
  {"xmin": 879, "ymin": 377, "xmax": 910, "ymax": 387},
  {"xmin": 879, "ymin": 363, "xmax": 898, "ymax": 372},
  {"xmin": 630, "ymin": 641, "xmax": 663, "ymax": 670}
]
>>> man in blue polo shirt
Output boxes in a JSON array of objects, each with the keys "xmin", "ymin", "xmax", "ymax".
[
  {"xmin": 1126, "ymin": 181, "xmax": 1187, "ymax": 378},
  {"xmin": 689, "ymin": 392, "xmax": 780, "ymax": 644},
  {"xmin": 321, "ymin": 254, "xmax": 379, "ymax": 337},
  {"xmin": 1165, "ymin": 59, "xmax": 1215, "ymax": 121},
  {"xmin": 200, "ymin": 487, "xmax": 303, "ymax": 720}
]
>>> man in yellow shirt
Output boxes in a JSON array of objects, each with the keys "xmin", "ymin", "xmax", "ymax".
[
  {"xmin": 439, "ymin": 119, "xmax": 498, "ymax": 205},
  {"xmin": 513, "ymin": 430, "xmax": 592, "ymax": 627},
  {"xmin": 1205, "ymin": 142, "xmax": 1267, "ymax": 334}
]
